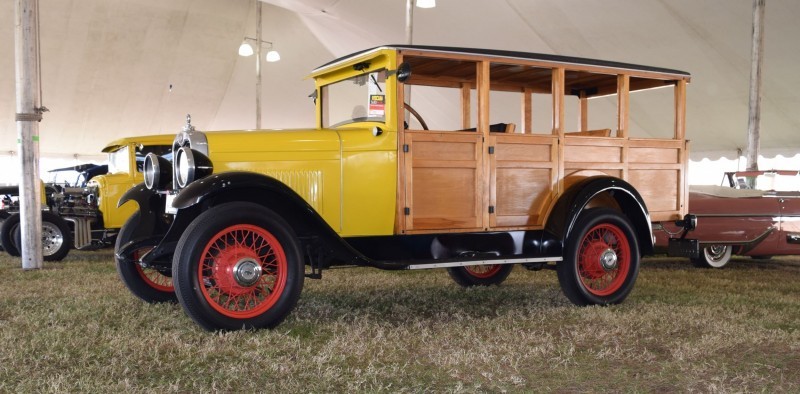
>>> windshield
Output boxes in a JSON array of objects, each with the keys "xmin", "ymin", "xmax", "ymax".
[
  {"xmin": 730, "ymin": 172, "xmax": 800, "ymax": 192},
  {"xmin": 108, "ymin": 146, "xmax": 130, "ymax": 174},
  {"xmin": 135, "ymin": 145, "xmax": 172, "ymax": 172},
  {"xmin": 322, "ymin": 69, "xmax": 386, "ymax": 128}
]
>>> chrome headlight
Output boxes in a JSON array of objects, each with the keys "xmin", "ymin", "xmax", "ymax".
[
  {"xmin": 143, "ymin": 153, "xmax": 172, "ymax": 190},
  {"xmin": 174, "ymin": 146, "xmax": 212, "ymax": 188}
]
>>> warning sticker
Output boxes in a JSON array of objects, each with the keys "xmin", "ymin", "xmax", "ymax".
[{"xmin": 369, "ymin": 94, "xmax": 385, "ymax": 117}]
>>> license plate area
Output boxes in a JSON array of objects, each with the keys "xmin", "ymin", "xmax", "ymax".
[{"xmin": 667, "ymin": 238, "xmax": 700, "ymax": 258}]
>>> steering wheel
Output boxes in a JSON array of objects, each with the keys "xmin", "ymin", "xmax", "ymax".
[{"xmin": 404, "ymin": 102, "xmax": 429, "ymax": 130}]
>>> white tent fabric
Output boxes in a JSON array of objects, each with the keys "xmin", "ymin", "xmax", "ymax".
[{"xmin": 1, "ymin": 0, "xmax": 799, "ymax": 177}]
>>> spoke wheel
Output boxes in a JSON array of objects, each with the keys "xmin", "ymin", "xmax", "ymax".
[
  {"xmin": 558, "ymin": 208, "xmax": 640, "ymax": 306},
  {"xmin": 173, "ymin": 203, "xmax": 304, "ymax": 331},
  {"xmin": 576, "ymin": 223, "xmax": 630, "ymax": 296},
  {"xmin": 448, "ymin": 264, "xmax": 513, "ymax": 286},
  {"xmin": 198, "ymin": 224, "xmax": 287, "ymax": 319},
  {"xmin": 115, "ymin": 212, "xmax": 177, "ymax": 303},
  {"xmin": 134, "ymin": 248, "xmax": 174, "ymax": 293}
]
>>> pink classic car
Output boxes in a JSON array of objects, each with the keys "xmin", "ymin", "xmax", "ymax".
[{"xmin": 655, "ymin": 170, "xmax": 800, "ymax": 268}]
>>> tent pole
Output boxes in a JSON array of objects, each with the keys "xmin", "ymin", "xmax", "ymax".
[
  {"xmin": 745, "ymin": 0, "xmax": 765, "ymax": 173},
  {"xmin": 14, "ymin": 0, "xmax": 44, "ymax": 269},
  {"xmin": 405, "ymin": 0, "xmax": 414, "ymax": 45},
  {"xmin": 255, "ymin": 0, "xmax": 262, "ymax": 129}
]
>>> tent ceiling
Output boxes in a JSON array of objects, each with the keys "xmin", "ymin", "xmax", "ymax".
[{"xmin": 1, "ymin": 0, "xmax": 798, "ymax": 159}]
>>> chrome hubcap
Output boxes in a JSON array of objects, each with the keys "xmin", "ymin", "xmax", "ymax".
[
  {"xmin": 41, "ymin": 222, "xmax": 64, "ymax": 256},
  {"xmin": 233, "ymin": 258, "xmax": 262, "ymax": 286},
  {"xmin": 600, "ymin": 248, "xmax": 618, "ymax": 270}
]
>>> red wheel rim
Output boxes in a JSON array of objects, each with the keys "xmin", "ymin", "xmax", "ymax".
[
  {"xmin": 198, "ymin": 224, "xmax": 288, "ymax": 319},
  {"xmin": 464, "ymin": 264, "xmax": 502, "ymax": 278},
  {"xmin": 133, "ymin": 247, "xmax": 173, "ymax": 292},
  {"xmin": 577, "ymin": 223, "xmax": 630, "ymax": 296}
]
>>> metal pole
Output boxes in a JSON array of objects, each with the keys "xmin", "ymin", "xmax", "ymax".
[
  {"xmin": 255, "ymin": 0, "xmax": 262, "ymax": 129},
  {"xmin": 14, "ymin": 0, "xmax": 44, "ymax": 269},
  {"xmin": 745, "ymin": 0, "xmax": 765, "ymax": 172},
  {"xmin": 405, "ymin": 0, "xmax": 414, "ymax": 45}
]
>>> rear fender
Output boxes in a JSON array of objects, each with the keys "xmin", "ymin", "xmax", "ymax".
[{"xmin": 546, "ymin": 176, "xmax": 654, "ymax": 255}]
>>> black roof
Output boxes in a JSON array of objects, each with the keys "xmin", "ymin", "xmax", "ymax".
[{"xmin": 313, "ymin": 45, "xmax": 690, "ymax": 77}]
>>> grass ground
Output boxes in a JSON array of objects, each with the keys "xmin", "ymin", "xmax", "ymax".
[{"xmin": 0, "ymin": 250, "xmax": 798, "ymax": 393}]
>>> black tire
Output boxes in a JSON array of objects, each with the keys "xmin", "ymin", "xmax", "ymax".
[
  {"xmin": 0, "ymin": 210, "xmax": 8, "ymax": 252},
  {"xmin": 557, "ymin": 208, "xmax": 640, "ymax": 306},
  {"xmin": 0, "ymin": 213, "xmax": 21, "ymax": 256},
  {"xmin": 690, "ymin": 245, "xmax": 731, "ymax": 268},
  {"xmin": 172, "ymin": 202, "xmax": 305, "ymax": 331},
  {"xmin": 115, "ymin": 212, "xmax": 177, "ymax": 303},
  {"xmin": 39, "ymin": 211, "xmax": 72, "ymax": 261},
  {"xmin": 447, "ymin": 264, "xmax": 513, "ymax": 286}
]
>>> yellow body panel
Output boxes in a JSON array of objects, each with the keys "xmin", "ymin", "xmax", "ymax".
[
  {"xmin": 96, "ymin": 134, "xmax": 174, "ymax": 229},
  {"xmin": 90, "ymin": 173, "xmax": 142, "ymax": 229},
  {"xmin": 204, "ymin": 127, "xmax": 398, "ymax": 236}
]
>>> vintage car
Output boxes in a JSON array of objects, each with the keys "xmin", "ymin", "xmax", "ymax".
[
  {"xmin": 0, "ymin": 135, "xmax": 173, "ymax": 260},
  {"xmin": 655, "ymin": 170, "xmax": 800, "ymax": 268},
  {"xmin": 116, "ymin": 45, "xmax": 697, "ymax": 330},
  {"xmin": 0, "ymin": 164, "xmax": 107, "ymax": 259}
]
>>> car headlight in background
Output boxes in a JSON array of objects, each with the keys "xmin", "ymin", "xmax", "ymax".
[
  {"xmin": 144, "ymin": 153, "xmax": 173, "ymax": 190},
  {"xmin": 174, "ymin": 146, "xmax": 213, "ymax": 188}
]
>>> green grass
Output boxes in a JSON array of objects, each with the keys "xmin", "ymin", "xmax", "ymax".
[{"xmin": 1, "ymin": 251, "xmax": 798, "ymax": 392}]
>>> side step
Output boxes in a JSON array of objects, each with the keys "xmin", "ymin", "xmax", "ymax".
[{"xmin": 406, "ymin": 256, "xmax": 562, "ymax": 270}]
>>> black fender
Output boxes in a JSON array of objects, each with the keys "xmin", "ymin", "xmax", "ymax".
[
  {"xmin": 545, "ymin": 176, "xmax": 654, "ymax": 255},
  {"xmin": 115, "ymin": 182, "xmax": 170, "ymax": 261},
  {"xmin": 166, "ymin": 171, "xmax": 370, "ymax": 267}
]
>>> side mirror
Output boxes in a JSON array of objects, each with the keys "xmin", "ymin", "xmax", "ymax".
[
  {"xmin": 388, "ymin": 62, "xmax": 412, "ymax": 82},
  {"xmin": 308, "ymin": 90, "xmax": 318, "ymax": 105}
]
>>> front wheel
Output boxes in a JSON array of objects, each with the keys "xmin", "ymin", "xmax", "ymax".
[
  {"xmin": 115, "ymin": 212, "xmax": 177, "ymax": 303},
  {"xmin": 557, "ymin": 208, "xmax": 640, "ymax": 306},
  {"xmin": 172, "ymin": 203, "xmax": 304, "ymax": 331},
  {"xmin": 691, "ymin": 245, "xmax": 732, "ymax": 268},
  {"xmin": 447, "ymin": 264, "xmax": 513, "ymax": 286},
  {"xmin": 39, "ymin": 211, "xmax": 72, "ymax": 261},
  {"xmin": 1, "ymin": 213, "xmax": 21, "ymax": 256}
]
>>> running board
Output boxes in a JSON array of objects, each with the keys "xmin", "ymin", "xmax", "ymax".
[{"xmin": 406, "ymin": 256, "xmax": 562, "ymax": 270}]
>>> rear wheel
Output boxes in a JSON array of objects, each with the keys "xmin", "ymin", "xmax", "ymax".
[
  {"xmin": 447, "ymin": 264, "xmax": 513, "ymax": 286},
  {"xmin": 691, "ymin": 245, "xmax": 732, "ymax": 268},
  {"xmin": 115, "ymin": 212, "xmax": 176, "ymax": 303},
  {"xmin": 172, "ymin": 203, "xmax": 304, "ymax": 331},
  {"xmin": 557, "ymin": 208, "xmax": 640, "ymax": 306}
]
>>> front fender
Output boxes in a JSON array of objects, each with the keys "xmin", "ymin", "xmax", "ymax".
[
  {"xmin": 546, "ymin": 176, "xmax": 654, "ymax": 255},
  {"xmin": 116, "ymin": 182, "xmax": 169, "ymax": 251},
  {"xmin": 163, "ymin": 171, "xmax": 367, "ymax": 267},
  {"xmin": 171, "ymin": 171, "xmax": 311, "ymax": 211}
]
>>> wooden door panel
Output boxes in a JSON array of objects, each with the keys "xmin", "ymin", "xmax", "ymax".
[
  {"xmin": 404, "ymin": 132, "xmax": 483, "ymax": 232},
  {"xmin": 490, "ymin": 135, "xmax": 557, "ymax": 229}
]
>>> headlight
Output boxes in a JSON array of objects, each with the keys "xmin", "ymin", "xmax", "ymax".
[
  {"xmin": 144, "ymin": 153, "xmax": 173, "ymax": 190},
  {"xmin": 174, "ymin": 146, "xmax": 212, "ymax": 188}
]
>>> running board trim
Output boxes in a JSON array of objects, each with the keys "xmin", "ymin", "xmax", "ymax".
[{"xmin": 406, "ymin": 256, "xmax": 562, "ymax": 270}]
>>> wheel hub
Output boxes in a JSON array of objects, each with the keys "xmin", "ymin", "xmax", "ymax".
[
  {"xmin": 233, "ymin": 258, "xmax": 262, "ymax": 287},
  {"xmin": 600, "ymin": 248, "xmax": 618, "ymax": 270}
]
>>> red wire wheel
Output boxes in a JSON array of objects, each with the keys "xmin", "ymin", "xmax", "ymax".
[
  {"xmin": 115, "ymin": 212, "xmax": 177, "ymax": 303},
  {"xmin": 464, "ymin": 264, "xmax": 503, "ymax": 278},
  {"xmin": 134, "ymin": 248, "xmax": 174, "ymax": 292},
  {"xmin": 198, "ymin": 224, "xmax": 288, "ymax": 319},
  {"xmin": 576, "ymin": 223, "xmax": 631, "ymax": 297}
]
